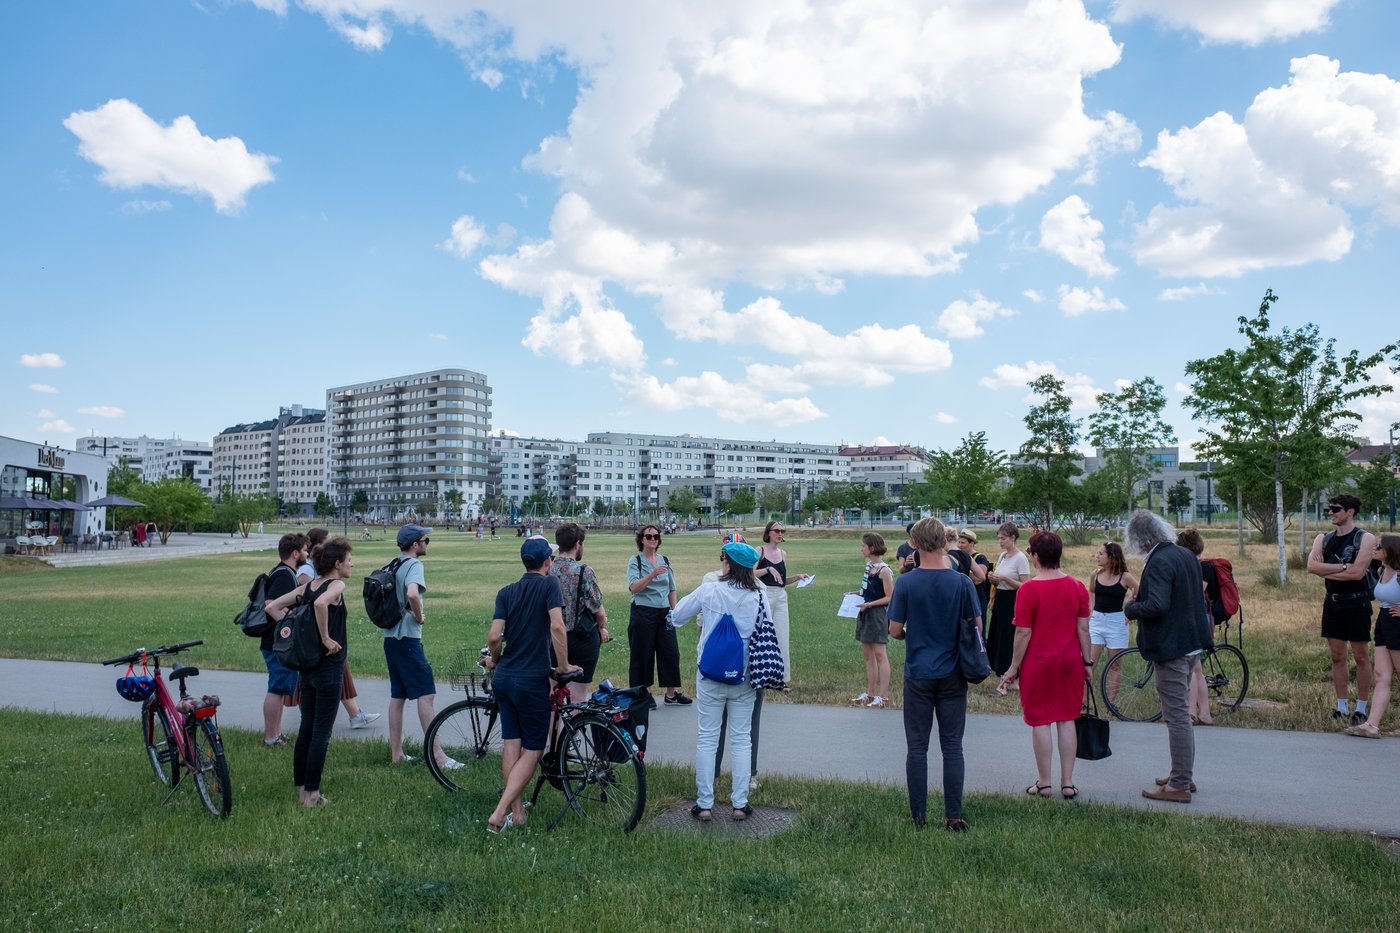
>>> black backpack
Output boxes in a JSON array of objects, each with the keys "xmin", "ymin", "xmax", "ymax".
[
  {"xmin": 271, "ymin": 582, "xmax": 323, "ymax": 671},
  {"xmin": 363, "ymin": 557, "xmax": 412, "ymax": 629},
  {"xmin": 233, "ymin": 564, "xmax": 294, "ymax": 638}
]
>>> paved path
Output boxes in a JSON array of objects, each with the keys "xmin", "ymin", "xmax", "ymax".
[
  {"xmin": 41, "ymin": 533, "xmax": 280, "ymax": 568},
  {"xmin": 2, "ymin": 657, "xmax": 1393, "ymax": 835}
]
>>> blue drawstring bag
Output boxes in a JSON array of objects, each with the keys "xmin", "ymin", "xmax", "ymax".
[{"xmin": 698, "ymin": 612, "xmax": 745, "ymax": 685}]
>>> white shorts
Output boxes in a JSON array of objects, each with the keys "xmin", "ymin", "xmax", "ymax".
[{"xmin": 1089, "ymin": 610, "xmax": 1129, "ymax": 650}]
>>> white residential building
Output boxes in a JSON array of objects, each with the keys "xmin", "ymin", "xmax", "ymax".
[
  {"xmin": 212, "ymin": 405, "xmax": 326, "ymax": 514},
  {"xmin": 840, "ymin": 444, "xmax": 929, "ymax": 497}
]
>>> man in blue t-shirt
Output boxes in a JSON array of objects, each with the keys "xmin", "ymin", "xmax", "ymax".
[
  {"xmin": 888, "ymin": 517, "xmax": 979, "ymax": 832},
  {"xmin": 482, "ymin": 535, "xmax": 579, "ymax": 833}
]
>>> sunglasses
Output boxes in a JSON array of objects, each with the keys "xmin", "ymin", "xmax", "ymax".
[
  {"xmin": 643, "ymin": 533, "xmax": 660, "ymax": 540},
  {"xmin": 1327, "ymin": 506, "xmax": 1346, "ymax": 514},
  {"xmin": 420, "ymin": 537, "xmax": 430, "ymax": 544}
]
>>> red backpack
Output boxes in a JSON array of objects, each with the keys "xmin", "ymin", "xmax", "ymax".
[{"xmin": 1202, "ymin": 558, "xmax": 1240, "ymax": 622}]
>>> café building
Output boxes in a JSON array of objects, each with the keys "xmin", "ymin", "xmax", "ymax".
[{"xmin": 1, "ymin": 435, "xmax": 109, "ymax": 543}]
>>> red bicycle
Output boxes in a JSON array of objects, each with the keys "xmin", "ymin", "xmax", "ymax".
[{"xmin": 103, "ymin": 640, "xmax": 232, "ymax": 818}]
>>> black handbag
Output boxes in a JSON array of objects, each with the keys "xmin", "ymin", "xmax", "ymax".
[
  {"xmin": 957, "ymin": 587, "xmax": 991, "ymax": 684},
  {"xmin": 1075, "ymin": 682, "xmax": 1112, "ymax": 761}
]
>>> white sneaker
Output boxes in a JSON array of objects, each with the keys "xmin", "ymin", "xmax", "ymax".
[
  {"xmin": 439, "ymin": 756, "xmax": 465, "ymax": 771},
  {"xmin": 866, "ymin": 696, "xmax": 886, "ymax": 708},
  {"xmin": 349, "ymin": 711, "xmax": 381, "ymax": 729},
  {"xmin": 850, "ymin": 692, "xmax": 870, "ymax": 704}
]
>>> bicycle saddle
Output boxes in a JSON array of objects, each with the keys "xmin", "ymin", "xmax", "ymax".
[
  {"xmin": 556, "ymin": 670, "xmax": 587, "ymax": 686},
  {"xmin": 168, "ymin": 664, "xmax": 200, "ymax": 682}
]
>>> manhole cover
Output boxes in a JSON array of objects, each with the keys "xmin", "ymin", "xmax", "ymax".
[{"xmin": 651, "ymin": 800, "xmax": 799, "ymax": 838}]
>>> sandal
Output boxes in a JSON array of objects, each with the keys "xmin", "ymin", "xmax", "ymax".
[
  {"xmin": 486, "ymin": 812, "xmax": 514, "ymax": 835},
  {"xmin": 689, "ymin": 804, "xmax": 712, "ymax": 822},
  {"xmin": 1345, "ymin": 723, "xmax": 1381, "ymax": 739},
  {"xmin": 945, "ymin": 818, "xmax": 970, "ymax": 832},
  {"xmin": 1026, "ymin": 782, "xmax": 1052, "ymax": 797},
  {"xmin": 1061, "ymin": 785, "xmax": 1079, "ymax": 800}
]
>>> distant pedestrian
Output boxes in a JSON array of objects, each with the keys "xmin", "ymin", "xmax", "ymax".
[
  {"xmin": 889, "ymin": 517, "xmax": 977, "ymax": 832},
  {"xmin": 999, "ymin": 531, "xmax": 1092, "ymax": 800},
  {"xmin": 1348, "ymin": 535, "xmax": 1400, "ymax": 738},
  {"xmin": 134, "ymin": 522, "xmax": 147, "ymax": 547},
  {"xmin": 257, "ymin": 520, "xmax": 265, "ymax": 535},
  {"xmin": 986, "ymin": 522, "xmax": 1030, "ymax": 676},
  {"xmin": 849, "ymin": 533, "xmax": 893, "ymax": 708},
  {"xmin": 1307, "ymin": 493, "xmax": 1378, "ymax": 725}
]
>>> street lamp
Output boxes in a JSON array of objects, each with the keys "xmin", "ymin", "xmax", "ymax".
[
  {"xmin": 1205, "ymin": 460, "xmax": 1213, "ymax": 527},
  {"xmin": 1389, "ymin": 422, "xmax": 1398, "ymax": 531}
]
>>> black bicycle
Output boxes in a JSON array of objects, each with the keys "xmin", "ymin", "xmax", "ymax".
[
  {"xmin": 1100, "ymin": 610, "xmax": 1250, "ymax": 723},
  {"xmin": 425, "ymin": 655, "xmax": 649, "ymax": 832}
]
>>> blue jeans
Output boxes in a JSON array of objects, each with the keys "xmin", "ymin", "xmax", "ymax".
[
  {"xmin": 294, "ymin": 659, "xmax": 344, "ymax": 793},
  {"xmin": 902, "ymin": 673, "xmax": 968, "ymax": 823}
]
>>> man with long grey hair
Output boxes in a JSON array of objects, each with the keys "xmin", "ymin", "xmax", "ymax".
[{"xmin": 1123, "ymin": 510, "xmax": 1206, "ymax": 803}]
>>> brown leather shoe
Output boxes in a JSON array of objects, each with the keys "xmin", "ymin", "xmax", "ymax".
[
  {"xmin": 1142, "ymin": 785, "xmax": 1192, "ymax": 803},
  {"xmin": 1154, "ymin": 777, "xmax": 1198, "ymax": 792}
]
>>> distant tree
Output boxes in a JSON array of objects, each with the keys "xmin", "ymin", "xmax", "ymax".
[
  {"xmin": 820, "ymin": 481, "xmax": 852, "ymax": 516},
  {"xmin": 667, "ymin": 487, "xmax": 700, "ymax": 518},
  {"xmin": 724, "ymin": 487, "xmax": 756, "ymax": 522},
  {"xmin": 1166, "ymin": 479, "xmax": 1193, "ymax": 525},
  {"xmin": 141, "ymin": 477, "xmax": 210, "ymax": 542},
  {"xmin": 1086, "ymin": 377, "xmax": 1176, "ymax": 521},
  {"xmin": 1016, "ymin": 374, "xmax": 1083, "ymax": 528},
  {"xmin": 1059, "ymin": 468, "xmax": 1118, "ymax": 546},
  {"xmin": 314, "ymin": 491, "xmax": 335, "ymax": 517},
  {"xmin": 443, "ymin": 488, "xmax": 465, "ymax": 520},
  {"xmin": 845, "ymin": 484, "xmax": 878, "ymax": 524},
  {"xmin": 1352, "ymin": 451, "xmax": 1400, "ymax": 531},
  {"xmin": 757, "ymin": 483, "xmax": 793, "ymax": 519},
  {"xmin": 928, "ymin": 432, "xmax": 1008, "ymax": 523},
  {"xmin": 215, "ymin": 487, "xmax": 276, "ymax": 538},
  {"xmin": 1185, "ymin": 289, "xmax": 1398, "ymax": 580},
  {"xmin": 899, "ymin": 480, "xmax": 940, "ymax": 517},
  {"xmin": 350, "ymin": 489, "xmax": 370, "ymax": 515}
]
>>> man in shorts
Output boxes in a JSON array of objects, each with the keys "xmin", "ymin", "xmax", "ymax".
[
  {"xmin": 482, "ymin": 536, "xmax": 579, "ymax": 833},
  {"xmin": 383, "ymin": 523, "xmax": 456, "ymax": 767},
  {"xmin": 1307, "ymin": 493, "xmax": 1377, "ymax": 725},
  {"xmin": 549, "ymin": 523, "xmax": 611, "ymax": 704},
  {"xmin": 261, "ymin": 533, "xmax": 307, "ymax": 747}
]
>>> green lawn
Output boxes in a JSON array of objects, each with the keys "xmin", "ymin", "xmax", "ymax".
[{"xmin": 1, "ymin": 708, "xmax": 1396, "ymax": 932}]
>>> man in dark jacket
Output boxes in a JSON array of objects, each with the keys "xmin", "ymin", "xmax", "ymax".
[{"xmin": 1123, "ymin": 511, "xmax": 1205, "ymax": 803}]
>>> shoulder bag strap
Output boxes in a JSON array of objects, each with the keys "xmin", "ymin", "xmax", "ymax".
[{"xmin": 575, "ymin": 564, "xmax": 589, "ymax": 626}]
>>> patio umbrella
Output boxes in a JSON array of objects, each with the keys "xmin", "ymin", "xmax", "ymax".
[
  {"xmin": 51, "ymin": 499, "xmax": 92, "ymax": 511},
  {"xmin": 0, "ymin": 496, "xmax": 52, "ymax": 510},
  {"xmin": 83, "ymin": 494, "xmax": 147, "ymax": 508}
]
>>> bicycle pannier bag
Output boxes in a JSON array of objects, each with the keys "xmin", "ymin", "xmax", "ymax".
[
  {"xmin": 272, "ymin": 584, "xmax": 323, "ymax": 671},
  {"xmin": 698, "ymin": 611, "xmax": 746, "ymax": 685},
  {"xmin": 1075, "ymin": 684, "xmax": 1112, "ymax": 761},
  {"xmin": 363, "ymin": 557, "xmax": 409, "ymax": 629},
  {"xmin": 590, "ymin": 682, "xmax": 655, "ymax": 760}
]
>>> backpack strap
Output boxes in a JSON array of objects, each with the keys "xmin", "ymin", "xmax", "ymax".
[{"xmin": 575, "ymin": 564, "xmax": 589, "ymax": 628}]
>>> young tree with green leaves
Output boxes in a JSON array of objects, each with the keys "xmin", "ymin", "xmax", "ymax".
[
  {"xmin": 1166, "ymin": 479, "xmax": 1193, "ymax": 525},
  {"xmin": 1016, "ymin": 374, "xmax": 1083, "ymax": 528},
  {"xmin": 351, "ymin": 489, "xmax": 370, "ymax": 515},
  {"xmin": 757, "ymin": 482, "xmax": 793, "ymax": 520},
  {"xmin": 140, "ymin": 476, "xmax": 210, "ymax": 542},
  {"xmin": 1185, "ymin": 290, "xmax": 1398, "ymax": 581},
  {"xmin": 443, "ymin": 488, "xmax": 465, "ymax": 520},
  {"xmin": 724, "ymin": 486, "xmax": 756, "ymax": 522},
  {"xmin": 314, "ymin": 491, "xmax": 335, "ymax": 517},
  {"xmin": 1353, "ymin": 452, "xmax": 1400, "ymax": 532},
  {"xmin": 666, "ymin": 486, "xmax": 700, "ymax": 518},
  {"xmin": 1086, "ymin": 377, "xmax": 1176, "ymax": 521},
  {"xmin": 928, "ymin": 432, "xmax": 1008, "ymax": 523}
]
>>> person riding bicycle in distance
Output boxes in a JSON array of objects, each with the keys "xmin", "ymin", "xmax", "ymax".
[{"xmin": 481, "ymin": 535, "xmax": 581, "ymax": 834}]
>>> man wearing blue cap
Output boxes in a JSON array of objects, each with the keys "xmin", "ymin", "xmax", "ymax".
[
  {"xmin": 384, "ymin": 523, "xmax": 452, "ymax": 767},
  {"xmin": 482, "ymin": 535, "xmax": 580, "ymax": 833}
]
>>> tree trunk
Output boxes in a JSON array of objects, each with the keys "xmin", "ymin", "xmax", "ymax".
[
  {"xmin": 1236, "ymin": 486, "xmax": 1245, "ymax": 557},
  {"xmin": 1299, "ymin": 488, "xmax": 1309, "ymax": 560},
  {"xmin": 1274, "ymin": 460, "xmax": 1287, "ymax": 583}
]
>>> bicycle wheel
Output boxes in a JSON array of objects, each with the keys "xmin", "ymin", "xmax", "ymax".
[
  {"xmin": 424, "ymin": 698, "xmax": 501, "ymax": 793},
  {"xmin": 555, "ymin": 713, "xmax": 646, "ymax": 833},
  {"xmin": 1204, "ymin": 644, "xmax": 1249, "ymax": 711},
  {"xmin": 190, "ymin": 719, "xmax": 232, "ymax": 818},
  {"xmin": 1101, "ymin": 649, "xmax": 1162, "ymax": 722},
  {"xmin": 142, "ymin": 700, "xmax": 179, "ymax": 786}
]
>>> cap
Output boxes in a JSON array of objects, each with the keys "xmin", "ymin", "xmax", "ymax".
[
  {"xmin": 397, "ymin": 523, "xmax": 434, "ymax": 549},
  {"xmin": 521, "ymin": 535, "xmax": 556, "ymax": 565},
  {"xmin": 722, "ymin": 531, "xmax": 746, "ymax": 545},
  {"xmin": 958, "ymin": 529, "xmax": 978, "ymax": 543},
  {"xmin": 722, "ymin": 541, "xmax": 760, "ymax": 568}
]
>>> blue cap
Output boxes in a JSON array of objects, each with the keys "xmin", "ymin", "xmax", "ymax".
[
  {"xmin": 521, "ymin": 535, "xmax": 556, "ymax": 565},
  {"xmin": 397, "ymin": 523, "xmax": 433, "ymax": 549},
  {"xmin": 722, "ymin": 541, "xmax": 760, "ymax": 568}
]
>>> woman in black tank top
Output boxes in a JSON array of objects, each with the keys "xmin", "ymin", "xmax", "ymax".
[{"xmin": 1085, "ymin": 543, "xmax": 1138, "ymax": 690}]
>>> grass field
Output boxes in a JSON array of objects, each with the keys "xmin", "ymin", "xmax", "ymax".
[
  {"xmin": 1, "ymin": 707, "xmax": 1397, "ymax": 933},
  {"xmin": 0, "ymin": 524, "xmax": 1387, "ymax": 731}
]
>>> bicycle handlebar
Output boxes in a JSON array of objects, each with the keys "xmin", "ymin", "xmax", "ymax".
[{"xmin": 100, "ymin": 640, "xmax": 205, "ymax": 666}]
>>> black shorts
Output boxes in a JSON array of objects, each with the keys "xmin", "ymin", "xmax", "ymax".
[
  {"xmin": 1375, "ymin": 607, "xmax": 1400, "ymax": 651},
  {"xmin": 567, "ymin": 625, "xmax": 601, "ymax": 681},
  {"xmin": 1320, "ymin": 600, "xmax": 1373, "ymax": 643}
]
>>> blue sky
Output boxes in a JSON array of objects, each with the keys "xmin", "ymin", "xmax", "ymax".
[{"xmin": 5, "ymin": 0, "xmax": 1399, "ymax": 458}]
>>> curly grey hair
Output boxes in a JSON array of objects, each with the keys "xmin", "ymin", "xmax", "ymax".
[{"xmin": 1124, "ymin": 510, "xmax": 1176, "ymax": 557}]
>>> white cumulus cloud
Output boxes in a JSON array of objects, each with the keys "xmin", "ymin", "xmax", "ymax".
[
  {"xmin": 1040, "ymin": 196, "xmax": 1117, "ymax": 277},
  {"xmin": 78, "ymin": 406, "xmax": 126, "ymax": 418},
  {"xmin": 441, "ymin": 214, "xmax": 487, "ymax": 258},
  {"xmin": 1135, "ymin": 56, "xmax": 1400, "ymax": 277},
  {"xmin": 1022, "ymin": 289, "xmax": 1045, "ymax": 303},
  {"xmin": 933, "ymin": 411, "xmax": 959, "ymax": 425},
  {"xmin": 1110, "ymin": 0, "xmax": 1340, "ymax": 45},
  {"xmin": 1057, "ymin": 285, "xmax": 1126, "ymax": 316},
  {"xmin": 1158, "ymin": 283, "xmax": 1223, "ymax": 301},
  {"xmin": 980, "ymin": 360, "xmax": 1103, "ymax": 411},
  {"xmin": 20, "ymin": 353, "xmax": 64, "ymax": 368},
  {"xmin": 64, "ymin": 98, "xmax": 276, "ymax": 214},
  {"xmin": 937, "ymin": 292, "xmax": 1016, "ymax": 339},
  {"xmin": 39, "ymin": 419, "xmax": 77, "ymax": 435},
  {"xmin": 29, "ymin": 383, "xmax": 58, "ymax": 393}
]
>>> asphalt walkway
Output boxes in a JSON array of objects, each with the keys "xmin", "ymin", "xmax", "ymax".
[{"xmin": 2, "ymin": 658, "xmax": 1394, "ymax": 835}]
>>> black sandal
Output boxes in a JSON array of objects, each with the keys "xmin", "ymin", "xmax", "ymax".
[
  {"xmin": 1026, "ymin": 782, "xmax": 1051, "ymax": 797},
  {"xmin": 945, "ymin": 818, "xmax": 969, "ymax": 832},
  {"xmin": 1061, "ymin": 785, "xmax": 1080, "ymax": 800},
  {"xmin": 690, "ymin": 804, "xmax": 712, "ymax": 822}
]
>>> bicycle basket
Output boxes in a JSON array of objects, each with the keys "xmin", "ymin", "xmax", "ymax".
[{"xmin": 444, "ymin": 646, "xmax": 492, "ymax": 696}]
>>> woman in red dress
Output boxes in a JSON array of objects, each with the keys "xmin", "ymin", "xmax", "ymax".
[{"xmin": 998, "ymin": 531, "xmax": 1092, "ymax": 800}]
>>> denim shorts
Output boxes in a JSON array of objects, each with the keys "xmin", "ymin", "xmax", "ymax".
[
  {"xmin": 261, "ymin": 648, "xmax": 299, "ymax": 696},
  {"xmin": 492, "ymin": 674, "xmax": 551, "ymax": 751},
  {"xmin": 1089, "ymin": 610, "xmax": 1129, "ymax": 649},
  {"xmin": 383, "ymin": 636, "xmax": 436, "ymax": 700}
]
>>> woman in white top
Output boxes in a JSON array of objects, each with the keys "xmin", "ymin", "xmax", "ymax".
[
  {"xmin": 670, "ymin": 540, "xmax": 771, "ymax": 823},
  {"xmin": 1347, "ymin": 534, "xmax": 1400, "ymax": 738},
  {"xmin": 986, "ymin": 522, "xmax": 1031, "ymax": 677}
]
